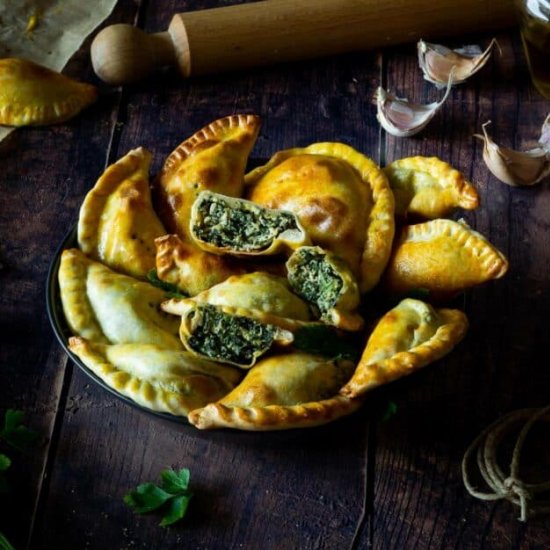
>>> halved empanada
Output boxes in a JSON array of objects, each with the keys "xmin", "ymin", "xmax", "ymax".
[
  {"xmin": 0, "ymin": 58, "xmax": 97, "ymax": 126},
  {"xmin": 188, "ymin": 352, "xmax": 362, "ymax": 430},
  {"xmin": 245, "ymin": 142, "xmax": 395, "ymax": 292},
  {"xmin": 69, "ymin": 337, "xmax": 242, "ymax": 417},
  {"xmin": 59, "ymin": 248, "xmax": 181, "ymax": 349},
  {"xmin": 286, "ymin": 246, "xmax": 363, "ymax": 331},
  {"xmin": 155, "ymin": 114, "xmax": 261, "ymax": 239},
  {"xmin": 381, "ymin": 219, "xmax": 509, "ymax": 300},
  {"xmin": 190, "ymin": 190, "xmax": 310, "ymax": 255},
  {"xmin": 340, "ymin": 299, "xmax": 468, "ymax": 398},
  {"xmin": 383, "ymin": 156, "xmax": 479, "ymax": 219},
  {"xmin": 78, "ymin": 148, "xmax": 166, "ymax": 278}
]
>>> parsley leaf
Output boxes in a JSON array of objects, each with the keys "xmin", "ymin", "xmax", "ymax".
[
  {"xmin": 1, "ymin": 409, "xmax": 38, "ymax": 451},
  {"xmin": 146, "ymin": 269, "xmax": 187, "ymax": 299},
  {"xmin": 381, "ymin": 400, "xmax": 398, "ymax": 422},
  {"xmin": 124, "ymin": 468, "xmax": 193, "ymax": 527},
  {"xmin": 0, "ymin": 454, "xmax": 10, "ymax": 494},
  {"xmin": 293, "ymin": 325, "xmax": 361, "ymax": 361},
  {"xmin": 0, "ymin": 454, "xmax": 10, "ymax": 471}
]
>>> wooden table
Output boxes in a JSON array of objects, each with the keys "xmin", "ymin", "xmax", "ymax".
[{"xmin": 1, "ymin": 1, "xmax": 549, "ymax": 548}]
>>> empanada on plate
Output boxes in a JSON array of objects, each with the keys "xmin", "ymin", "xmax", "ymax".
[
  {"xmin": 245, "ymin": 142, "xmax": 395, "ymax": 292},
  {"xmin": 0, "ymin": 58, "xmax": 97, "ymax": 126},
  {"xmin": 384, "ymin": 156, "xmax": 479, "ymax": 219},
  {"xmin": 382, "ymin": 219, "xmax": 508, "ymax": 300},
  {"xmin": 340, "ymin": 299, "xmax": 468, "ymax": 398},
  {"xmin": 59, "ymin": 248, "xmax": 181, "ymax": 349},
  {"xmin": 78, "ymin": 148, "xmax": 166, "ymax": 278},
  {"xmin": 155, "ymin": 114, "xmax": 261, "ymax": 239},
  {"xmin": 190, "ymin": 190, "xmax": 310, "ymax": 255},
  {"xmin": 69, "ymin": 337, "xmax": 242, "ymax": 417},
  {"xmin": 188, "ymin": 352, "xmax": 362, "ymax": 430}
]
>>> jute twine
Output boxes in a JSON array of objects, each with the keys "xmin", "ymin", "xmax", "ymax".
[{"xmin": 462, "ymin": 405, "xmax": 550, "ymax": 522}]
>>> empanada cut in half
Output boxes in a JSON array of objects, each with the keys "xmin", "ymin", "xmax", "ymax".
[
  {"xmin": 59, "ymin": 248, "xmax": 181, "ymax": 349},
  {"xmin": 340, "ymin": 299, "xmax": 468, "ymax": 398},
  {"xmin": 188, "ymin": 352, "xmax": 362, "ymax": 430},
  {"xmin": 69, "ymin": 337, "xmax": 242, "ymax": 417},
  {"xmin": 245, "ymin": 142, "xmax": 395, "ymax": 292},
  {"xmin": 190, "ymin": 190, "xmax": 310, "ymax": 255},
  {"xmin": 383, "ymin": 156, "xmax": 479, "ymax": 219},
  {"xmin": 286, "ymin": 246, "xmax": 363, "ymax": 331},
  {"xmin": 0, "ymin": 58, "xmax": 97, "ymax": 126},
  {"xmin": 381, "ymin": 219, "xmax": 509, "ymax": 300},
  {"xmin": 78, "ymin": 148, "xmax": 166, "ymax": 279},
  {"xmin": 155, "ymin": 114, "xmax": 261, "ymax": 239}
]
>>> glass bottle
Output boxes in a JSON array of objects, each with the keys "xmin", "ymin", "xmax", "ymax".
[{"xmin": 515, "ymin": 0, "xmax": 550, "ymax": 99}]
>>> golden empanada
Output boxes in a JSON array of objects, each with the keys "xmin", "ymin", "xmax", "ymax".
[
  {"xmin": 59, "ymin": 248, "xmax": 181, "ymax": 349},
  {"xmin": 188, "ymin": 352, "xmax": 362, "ymax": 430},
  {"xmin": 155, "ymin": 114, "xmax": 261, "ymax": 239},
  {"xmin": 245, "ymin": 142, "xmax": 395, "ymax": 292},
  {"xmin": 69, "ymin": 337, "xmax": 242, "ymax": 417},
  {"xmin": 340, "ymin": 299, "xmax": 468, "ymax": 398},
  {"xmin": 381, "ymin": 219, "xmax": 509, "ymax": 300},
  {"xmin": 0, "ymin": 58, "xmax": 97, "ymax": 126},
  {"xmin": 190, "ymin": 191, "xmax": 310, "ymax": 255},
  {"xmin": 384, "ymin": 156, "xmax": 479, "ymax": 219},
  {"xmin": 286, "ymin": 246, "xmax": 363, "ymax": 331},
  {"xmin": 78, "ymin": 148, "xmax": 166, "ymax": 278}
]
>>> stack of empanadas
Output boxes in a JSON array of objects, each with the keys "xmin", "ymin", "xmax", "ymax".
[{"xmin": 58, "ymin": 114, "xmax": 507, "ymax": 430}]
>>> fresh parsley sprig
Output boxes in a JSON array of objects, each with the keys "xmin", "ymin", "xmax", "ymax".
[{"xmin": 124, "ymin": 468, "xmax": 193, "ymax": 527}]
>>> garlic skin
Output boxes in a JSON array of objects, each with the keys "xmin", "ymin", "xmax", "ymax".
[
  {"xmin": 375, "ymin": 74, "xmax": 452, "ymax": 138},
  {"xmin": 475, "ymin": 120, "xmax": 550, "ymax": 187},
  {"xmin": 418, "ymin": 39, "xmax": 498, "ymax": 88}
]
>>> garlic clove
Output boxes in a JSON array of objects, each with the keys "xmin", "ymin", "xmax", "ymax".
[
  {"xmin": 418, "ymin": 38, "xmax": 498, "ymax": 88},
  {"xmin": 475, "ymin": 121, "xmax": 550, "ymax": 187},
  {"xmin": 375, "ymin": 74, "xmax": 453, "ymax": 138}
]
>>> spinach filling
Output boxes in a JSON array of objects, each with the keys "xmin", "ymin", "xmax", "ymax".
[
  {"xmin": 193, "ymin": 196, "xmax": 297, "ymax": 251},
  {"xmin": 288, "ymin": 250, "xmax": 343, "ymax": 316},
  {"xmin": 187, "ymin": 305, "xmax": 276, "ymax": 365}
]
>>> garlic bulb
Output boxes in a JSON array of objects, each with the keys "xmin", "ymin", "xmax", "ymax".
[
  {"xmin": 375, "ymin": 74, "xmax": 452, "ymax": 138},
  {"xmin": 475, "ymin": 119, "xmax": 550, "ymax": 187},
  {"xmin": 418, "ymin": 39, "xmax": 498, "ymax": 88}
]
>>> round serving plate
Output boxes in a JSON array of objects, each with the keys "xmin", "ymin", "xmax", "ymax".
[{"xmin": 46, "ymin": 224, "xmax": 189, "ymax": 424}]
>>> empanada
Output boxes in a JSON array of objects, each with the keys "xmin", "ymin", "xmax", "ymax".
[
  {"xmin": 190, "ymin": 190, "xmax": 310, "ymax": 255},
  {"xmin": 340, "ymin": 299, "xmax": 468, "ymax": 398},
  {"xmin": 384, "ymin": 156, "xmax": 479, "ymax": 219},
  {"xmin": 69, "ymin": 337, "xmax": 242, "ymax": 417},
  {"xmin": 245, "ymin": 142, "xmax": 395, "ymax": 292},
  {"xmin": 381, "ymin": 219, "xmax": 509, "ymax": 300},
  {"xmin": 0, "ymin": 58, "xmax": 97, "ymax": 126},
  {"xmin": 188, "ymin": 352, "xmax": 362, "ymax": 430},
  {"xmin": 59, "ymin": 248, "xmax": 181, "ymax": 349},
  {"xmin": 78, "ymin": 148, "xmax": 166, "ymax": 278}
]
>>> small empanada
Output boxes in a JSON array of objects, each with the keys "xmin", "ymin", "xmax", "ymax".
[
  {"xmin": 59, "ymin": 248, "xmax": 181, "ymax": 349},
  {"xmin": 190, "ymin": 190, "xmax": 310, "ymax": 255},
  {"xmin": 188, "ymin": 352, "xmax": 362, "ymax": 430},
  {"xmin": 245, "ymin": 142, "xmax": 395, "ymax": 292},
  {"xmin": 78, "ymin": 148, "xmax": 166, "ymax": 278},
  {"xmin": 382, "ymin": 219, "xmax": 508, "ymax": 300},
  {"xmin": 384, "ymin": 156, "xmax": 479, "ymax": 219},
  {"xmin": 340, "ymin": 299, "xmax": 468, "ymax": 398},
  {"xmin": 69, "ymin": 337, "xmax": 242, "ymax": 417},
  {"xmin": 0, "ymin": 58, "xmax": 97, "ymax": 126}
]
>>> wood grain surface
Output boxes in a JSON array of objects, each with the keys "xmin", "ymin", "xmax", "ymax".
[{"xmin": 0, "ymin": 1, "xmax": 549, "ymax": 549}]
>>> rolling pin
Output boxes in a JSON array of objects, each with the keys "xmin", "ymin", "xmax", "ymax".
[{"xmin": 91, "ymin": 0, "xmax": 517, "ymax": 85}]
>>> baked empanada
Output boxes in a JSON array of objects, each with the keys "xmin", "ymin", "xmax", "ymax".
[
  {"xmin": 188, "ymin": 352, "xmax": 362, "ymax": 430},
  {"xmin": 286, "ymin": 246, "xmax": 363, "ymax": 331},
  {"xmin": 78, "ymin": 148, "xmax": 166, "ymax": 278},
  {"xmin": 384, "ymin": 156, "xmax": 479, "ymax": 219},
  {"xmin": 245, "ymin": 142, "xmax": 395, "ymax": 292},
  {"xmin": 381, "ymin": 219, "xmax": 509, "ymax": 300},
  {"xmin": 0, "ymin": 58, "xmax": 97, "ymax": 126},
  {"xmin": 190, "ymin": 190, "xmax": 310, "ymax": 255},
  {"xmin": 340, "ymin": 299, "xmax": 468, "ymax": 398},
  {"xmin": 59, "ymin": 248, "xmax": 181, "ymax": 349},
  {"xmin": 69, "ymin": 337, "xmax": 242, "ymax": 417},
  {"xmin": 155, "ymin": 114, "xmax": 261, "ymax": 239}
]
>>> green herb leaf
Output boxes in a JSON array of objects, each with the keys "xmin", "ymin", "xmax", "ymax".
[
  {"xmin": 0, "ymin": 531, "xmax": 16, "ymax": 550},
  {"xmin": 0, "ymin": 454, "xmax": 11, "ymax": 472},
  {"xmin": 381, "ymin": 400, "xmax": 398, "ymax": 422},
  {"xmin": 160, "ymin": 468, "xmax": 190, "ymax": 495},
  {"xmin": 293, "ymin": 325, "xmax": 361, "ymax": 361},
  {"xmin": 159, "ymin": 494, "xmax": 192, "ymax": 527},
  {"xmin": 147, "ymin": 269, "xmax": 187, "ymax": 298},
  {"xmin": 1, "ymin": 409, "xmax": 38, "ymax": 451},
  {"xmin": 124, "ymin": 483, "xmax": 173, "ymax": 514}
]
